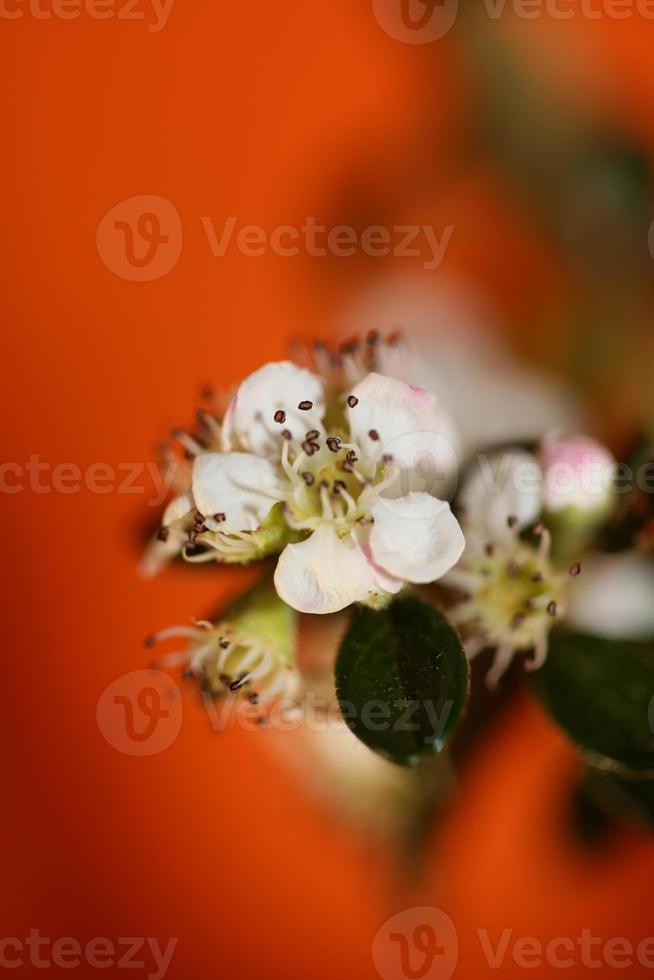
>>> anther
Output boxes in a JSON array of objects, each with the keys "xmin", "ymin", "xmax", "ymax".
[
  {"xmin": 333, "ymin": 480, "xmax": 346, "ymax": 493},
  {"xmin": 511, "ymin": 612, "xmax": 526, "ymax": 630},
  {"xmin": 366, "ymin": 330, "xmax": 380, "ymax": 346},
  {"xmin": 305, "ymin": 429, "xmax": 319, "ymax": 440},
  {"xmin": 347, "ymin": 395, "xmax": 359, "ymax": 407},
  {"xmin": 326, "ymin": 436, "xmax": 341, "ymax": 452},
  {"xmin": 229, "ymin": 675, "xmax": 248, "ymax": 693},
  {"xmin": 532, "ymin": 521, "xmax": 545, "ymax": 534},
  {"xmin": 507, "ymin": 561, "xmax": 520, "ymax": 576},
  {"xmin": 547, "ymin": 601, "xmax": 558, "ymax": 617},
  {"xmin": 532, "ymin": 572, "xmax": 543, "ymax": 583},
  {"xmin": 213, "ymin": 513, "xmax": 226, "ymax": 523},
  {"xmin": 219, "ymin": 638, "xmax": 230, "ymax": 650},
  {"xmin": 219, "ymin": 673, "xmax": 232, "ymax": 685},
  {"xmin": 274, "ymin": 410, "xmax": 286, "ymax": 424},
  {"xmin": 569, "ymin": 563, "xmax": 581, "ymax": 577},
  {"xmin": 302, "ymin": 439, "xmax": 319, "ymax": 457},
  {"xmin": 485, "ymin": 543, "xmax": 495, "ymax": 557},
  {"xmin": 302, "ymin": 472, "xmax": 315, "ymax": 486},
  {"xmin": 507, "ymin": 515, "xmax": 518, "ymax": 529},
  {"xmin": 368, "ymin": 429, "xmax": 380, "ymax": 441},
  {"xmin": 143, "ymin": 634, "xmax": 156, "ymax": 648},
  {"xmin": 282, "ymin": 429, "xmax": 292, "ymax": 440},
  {"xmin": 156, "ymin": 527, "xmax": 170, "ymax": 542},
  {"xmin": 248, "ymin": 692, "xmax": 260, "ymax": 705},
  {"xmin": 382, "ymin": 453, "xmax": 394, "ymax": 463},
  {"xmin": 298, "ymin": 400, "xmax": 313, "ymax": 411},
  {"xmin": 346, "ymin": 449, "xmax": 358, "ymax": 463}
]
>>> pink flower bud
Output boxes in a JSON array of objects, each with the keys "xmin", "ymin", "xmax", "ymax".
[{"xmin": 538, "ymin": 431, "xmax": 616, "ymax": 515}]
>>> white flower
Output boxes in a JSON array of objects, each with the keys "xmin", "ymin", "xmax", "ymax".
[
  {"xmin": 446, "ymin": 449, "xmax": 579, "ymax": 687},
  {"xmin": 190, "ymin": 361, "xmax": 464, "ymax": 614}
]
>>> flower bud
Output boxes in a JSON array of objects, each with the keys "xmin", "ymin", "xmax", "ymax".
[{"xmin": 539, "ymin": 431, "xmax": 616, "ymax": 523}]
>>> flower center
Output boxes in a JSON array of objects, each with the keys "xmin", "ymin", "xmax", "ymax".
[
  {"xmin": 280, "ymin": 435, "xmax": 385, "ymax": 534},
  {"xmin": 468, "ymin": 541, "xmax": 567, "ymax": 650}
]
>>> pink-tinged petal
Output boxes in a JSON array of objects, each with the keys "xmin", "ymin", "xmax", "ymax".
[
  {"xmin": 351, "ymin": 525, "xmax": 405, "ymax": 595},
  {"xmin": 460, "ymin": 450, "xmax": 543, "ymax": 544},
  {"xmin": 566, "ymin": 553, "xmax": 654, "ymax": 640},
  {"xmin": 274, "ymin": 524, "xmax": 377, "ymax": 614},
  {"xmin": 162, "ymin": 492, "xmax": 193, "ymax": 526},
  {"xmin": 228, "ymin": 361, "xmax": 325, "ymax": 458},
  {"xmin": 347, "ymin": 372, "xmax": 459, "ymax": 497},
  {"xmin": 192, "ymin": 452, "xmax": 285, "ymax": 533},
  {"xmin": 369, "ymin": 493, "xmax": 465, "ymax": 584},
  {"xmin": 539, "ymin": 430, "xmax": 616, "ymax": 514}
]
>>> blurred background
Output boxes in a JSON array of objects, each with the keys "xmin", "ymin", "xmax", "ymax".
[{"xmin": 3, "ymin": 1, "xmax": 654, "ymax": 977}]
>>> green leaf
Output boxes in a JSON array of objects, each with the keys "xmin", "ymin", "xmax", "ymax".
[
  {"xmin": 335, "ymin": 596, "xmax": 469, "ymax": 766},
  {"xmin": 531, "ymin": 631, "xmax": 654, "ymax": 773}
]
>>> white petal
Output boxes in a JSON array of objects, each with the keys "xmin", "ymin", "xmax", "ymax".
[
  {"xmin": 225, "ymin": 361, "xmax": 325, "ymax": 457},
  {"xmin": 162, "ymin": 492, "xmax": 193, "ymax": 526},
  {"xmin": 192, "ymin": 452, "xmax": 285, "ymax": 532},
  {"xmin": 566, "ymin": 553, "xmax": 654, "ymax": 640},
  {"xmin": 274, "ymin": 524, "xmax": 377, "ymax": 614},
  {"xmin": 347, "ymin": 372, "xmax": 459, "ymax": 498},
  {"xmin": 369, "ymin": 493, "xmax": 465, "ymax": 583},
  {"xmin": 460, "ymin": 450, "xmax": 543, "ymax": 544}
]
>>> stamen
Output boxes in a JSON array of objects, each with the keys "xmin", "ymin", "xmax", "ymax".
[
  {"xmin": 305, "ymin": 429, "xmax": 319, "ymax": 440},
  {"xmin": 569, "ymin": 563, "xmax": 581, "ymax": 576},
  {"xmin": 368, "ymin": 429, "xmax": 380, "ymax": 441},
  {"xmin": 347, "ymin": 395, "xmax": 359, "ymax": 407},
  {"xmin": 547, "ymin": 601, "xmax": 558, "ymax": 617},
  {"xmin": 302, "ymin": 439, "xmax": 319, "ymax": 456},
  {"xmin": 273, "ymin": 410, "xmax": 286, "ymax": 424},
  {"xmin": 326, "ymin": 437, "xmax": 341, "ymax": 453},
  {"xmin": 298, "ymin": 400, "xmax": 313, "ymax": 411},
  {"xmin": 302, "ymin": 472, "xmax": 314, "ymax": 486}
]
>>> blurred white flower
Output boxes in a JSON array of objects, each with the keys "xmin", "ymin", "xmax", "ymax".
[
  {"xmin": 565, "ymin": 552, "xmax": 654, "ymax": 640},
  {"xmin": 338, "ymin": 274, "xmax": 583, "ymax": 458}
]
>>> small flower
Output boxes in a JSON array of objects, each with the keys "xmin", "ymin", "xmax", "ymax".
[
  {"xmin": 445, "ymin": 449, "xmax": 576, "ymax": 687},
  {"xmin": 190, "ymin": 361, "xmax": 464, "ymax": 613},
  {"xmin": 538, "ymin": 431, "xmax": 616, "ymax": 518},
  {"xmin": 149, "ymin": 578, "xmax": 300, "ymax": 708}
]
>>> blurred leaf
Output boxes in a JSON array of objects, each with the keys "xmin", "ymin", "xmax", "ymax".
[
  {"xmin": 335, "ymin": 597, "xmax": 469, "ymax": 766},
  {"xmin": 583, "ymin": 767, "xmax": 654, "ymax": 830},
  {"xmin": 531, "ymin": 631, "xmax": 654, "ymax": 773}
]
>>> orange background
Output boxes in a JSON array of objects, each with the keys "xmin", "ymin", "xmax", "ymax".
[{"xmin": 3, "ymin": 2, "xmax": 654, "ymax": 977}]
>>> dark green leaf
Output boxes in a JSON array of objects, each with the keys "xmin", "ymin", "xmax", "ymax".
[
  {"xmin": 335, "ymin": 596, "xmax": 469, "ymax": 766},
  {"xmin": 531, "ymin": 631, "xmax": 654, "ymax": 773}
]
